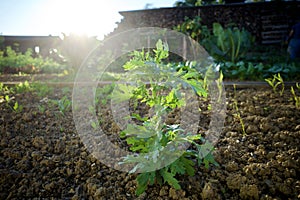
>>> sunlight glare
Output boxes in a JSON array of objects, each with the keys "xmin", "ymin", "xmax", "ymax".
[{"xmin": 43, "ymin": 0, "xmax": 118, "ymax": 38}]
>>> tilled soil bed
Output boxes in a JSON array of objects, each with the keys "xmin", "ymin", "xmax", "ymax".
[{"xmin": 0, "ymin": 80, "xmax": 299, "ymax": 200}]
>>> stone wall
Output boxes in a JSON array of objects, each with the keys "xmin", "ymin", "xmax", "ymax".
[{"xmin": 113, "ymin": 1, "xmax": 300, "ymax": 45}]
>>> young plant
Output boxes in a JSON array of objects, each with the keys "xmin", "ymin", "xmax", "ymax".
[
  {"xmin": 0, "ymin": 82, "xmax": 13, "ymax": 95},
  {"xmin": 51, "ymin": 96, "xmax": 71, "ymax": 115},
  {"xmin": 32, "ymin": 82, "xmax": 54, "ymax": 97},
  {"xmin": 12, "ymin": 101, "xmax": 23, "ymax": 113},
  {"xmin": 95, "ymin": 84, "xmax": 114, "ymax": 106},
  {"xmin": 265, "ymin": 73, "xmax": 284, "ymax": 96},
  {"xmin": 233, "ymin": 84, "xmax": 246, "ymax": 135},
  {"xmin": 291, "ymin": 83, "xmax": 300, "ymax": 109},
  {"xmin": 38, "ymin": 104, "xmax": 46, "ymax": 113},
  {"xmin": 14, "ymin": 81, "xmax": 31, "ymax": 93},
  {"xmin": 116, "ymin": 40, "xmax": 218, "ymax": 195},
  {"xmin": 3, "ymin": 94, "xmax": 23, "ymax": 113}
]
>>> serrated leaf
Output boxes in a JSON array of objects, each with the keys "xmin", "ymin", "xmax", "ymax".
[
  {"xmin": 170, "ymin": 159, "xmax": 186, "ymax": 175},
  {"xmin": 186, "ymin": 134, "xmax": 201, "ymax": 141},
  {"xmin": 136, "ymin": 172, "xmax": 152, "ymax": 195},
  {"xmin": 203, "ymin": 152, "xmax": 219, "ymax": 169},
  {"xmin": 131, "ymin": 113, "xmax": 148, "ymax": 122},
  {"xmin": 160, "ymin": 170, "xmax": 181, "ymax": 190},
  {"xmin": 136, "ymin": 182, "xmax": 148, "ymax": 196},
  {"xmin": 148, "ymin": 171, "xmax": 156, "ymax": 185},
  {"xmin": 111, "ymin": 84, "xmax": 135, "ymax": 103},
  {"xmin": 185, "ymin": 79, "xmax": 207, "ymax": 97},
  {"xmin": 126, "ymin": 137, "xmax": 146, "ymax": 152},
  {"xmin": 124, "ymin": 124, "xmax": 155, "ymax": 138},
  {"xmin": 180, "ymin": 156, "xmax": 195, "ymax": 176}
]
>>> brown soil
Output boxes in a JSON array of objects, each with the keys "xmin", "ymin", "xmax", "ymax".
[{"xmin": 0, "ymin": 77, "xmax": 299, "ymax": 200}]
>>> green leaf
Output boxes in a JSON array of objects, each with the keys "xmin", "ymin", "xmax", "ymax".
[
  {"xmin": 5, "ymin": 95, "xmax": 10, "ymax": 102},
  {"xmin": 203, "ymin": 152, "xmax": 219, "ymax": 169},
  {"xmin": 13, "ymin": 101, "xmax": 19, "ymax": 110},
  {"xmin": 154, "ymin": 39, "xmax": 169, "ymax": 63},
  {"xmin": 160, "ymin": 170, "xmax": 181, "ymax": 190},
  {"xmin": 136, "ymin": 173, "xmax": 149, "ymax": 195},
  {"xmin": 180, "ymin": 156, "xmax": 195, "ymax": 176},
  {"xmin": 131, "ymin": 113, "xmax": 148, "ymax": 122},
  {"xmin": 148, "ymin": 171, "xmax": 156, "ymax": 185},
  {"xmin": 126, "ymin": 137, "xmax": 147, "ymax": 152},
  {"xmin": 111, "ymin": 84, "xmax": 135, "ymax": 103},
  {"xmin": 186, "ymin": 79, "xmax": 207, "ymax": 97},
  {"xmin": 170, "ymin": 159, "xmax": 186, "ymax": 175}
]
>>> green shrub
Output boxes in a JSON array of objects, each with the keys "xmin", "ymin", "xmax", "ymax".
[
  {"xmin": 0, "ymin": 46, "xmax": 67, "ymax": 74},
  {"xmin": 174, "ymin": 16, "xmax": 210, "ymax": 42}
]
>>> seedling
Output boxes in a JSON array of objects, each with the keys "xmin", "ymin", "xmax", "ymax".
[
  {"xmin": 216, "ymin": 70, "xmax": 224, "ymax": 103},
  {"xmin": 38, "ymin": 104, "xmax": 46, "ymax": 113},
  {"xmin": 12, "ymin": 101, "xmax": 23, "ymax": 113},
  {"xmin": 95, "ymin": 84, "xmax": 114, "ymax": 106},
  {"xmin": 0, "ymin": 82, "xmax": 12, "ymax": 94},
  {"xmin": 32, "ymin": 82, "xmax": 53, "ymax": 97},
  {"xmin": 51, "ymin": 96, "xmax": 71, "ymax": 115},
  {"xmin": 4, "ymin": 94, "xmax": 23, "ymax": 113},
  {"xmin": 0, "ymin": 82, "xmax": 4, "ymax": 92},
  {"xmin": 265, "ymin": 73, "xmax": 284, "ymax": 96},
  {"xmin": 91, "ymin": 121, "xmax": 98, "ymax": 130},
  {"xmin": 233, "ymin": 84, "xmax": 246, "ymax": 135},
  {"xmin": 291, "ymin": 83, "xmax": 300, "ymax": 109},
  {"xmin": 88, "ymin": 105, "xmax": 96, "ymax": 115},
  {"xmin": 15, "ymin": 81, "xmax": 31, "ymax": 93}
]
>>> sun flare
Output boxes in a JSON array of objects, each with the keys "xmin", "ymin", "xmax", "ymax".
[{"xmin": 42, "ymin": 0, "xmax": 118, "ymax": 38}]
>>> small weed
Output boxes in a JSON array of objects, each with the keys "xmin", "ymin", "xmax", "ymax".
[
  {"xmin": 38, "ymin": 104, "xmax": 46, "ymax": 113},
  {"xmin": 32, "ymin": 82, "xmax": 53, "ymax": 97},
  {"xmin": 95, "ymin": 84, "xmax": 114, "ymax": 106},
  {"xmin": 91, "ymin": 121, "xmax": 99, "ymax": 129},
  {"xmin": 12, "ymin": 101, "xmax": 23, "ymax": 113},
  {"xmin": 0, "ymin": 82, "xmax": 4, "ymax": 92},
  {"xmin": 62, "ymin": 87, "xmax": 71, "ymax": 95},
  {"xmin": 0, "ymin": 82, "xmax": 12, "ymax": 94},
  {"xmin": 51, "ymin": 96, "xmax": 71, "ymax": 115},
  {"xmin": 233, "ymin": 85, "xmax": 246, "ymax": 135},
  {"xmin": 265, "ymin": 73, "xmax": 284, "ymax": 96},
  {"xmin": 88, "ymin": 105, "xmax": 95, "ymax": 114},
  {"xmin": 3, "ymin": 94, "xmax": 23, "ymax": 113},
  {"xmin": 291, "ymin": 83, "xmax": 300, "ymax": 109},
  {"xmin": 15, "ymin": 81, "xmax": 31, "ymax": 93}
]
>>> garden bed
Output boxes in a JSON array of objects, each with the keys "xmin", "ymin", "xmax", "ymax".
[{"xmin": 0, "ymin": 76, "xmax": 299, "ymax": 200}]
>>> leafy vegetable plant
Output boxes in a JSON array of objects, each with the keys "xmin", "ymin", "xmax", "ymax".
[
  {"xmin": 206, "ymin": 23, "xmax": 254, "ymax": 63},
  {"xmin": 116, "ymin": 40, "xmax": 218, "ymax": 195}
]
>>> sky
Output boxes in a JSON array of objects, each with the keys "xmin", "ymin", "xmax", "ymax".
[{"xmin": 0, "ymin": 0, "xmax": 176, "ymax": 39}]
